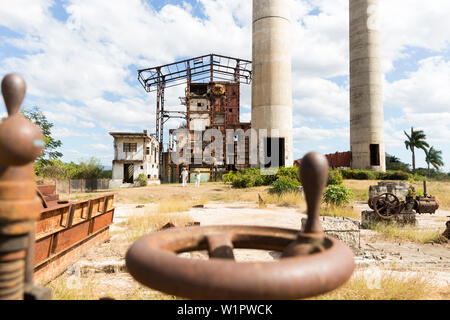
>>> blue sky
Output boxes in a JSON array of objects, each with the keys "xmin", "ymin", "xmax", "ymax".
[{"xmin": 0, "ymin": 0, "xmax": 449, "ymax": 171}]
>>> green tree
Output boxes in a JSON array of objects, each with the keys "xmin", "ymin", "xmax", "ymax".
[
  {"xmin": 386, "ymin": 153, "xmax": 410, "ymax": 172},
  {"xmin": 73, "ymin": 158, "xmax": 105, "ymax": 179},
  {"xmin": 22, "ymin": 106, "xmax": 62, "ymax": 165},
  {"xmin": 404, "ymin": 127, "xmax": 429, "ymax": 173},
  {"xmin": 425, "ymin": 147, "xmax": 444, "ymax": 177}
]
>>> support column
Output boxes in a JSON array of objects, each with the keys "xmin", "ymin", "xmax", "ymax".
[
  {"xmin": 252, "ymin": 0, "xmax": 293, "ymax": 168},
  {"xmin": 350, "ymin": 0, "xmax": 386, "ymax": 171}
]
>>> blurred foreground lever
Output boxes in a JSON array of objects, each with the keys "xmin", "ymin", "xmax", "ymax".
[{"xmin": 0, "ymin": 73, "xmax": 50, "ymax": 300}]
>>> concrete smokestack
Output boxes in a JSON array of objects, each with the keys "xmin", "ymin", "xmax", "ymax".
[
  {"xmin": 350, "ymin": 0, "xmax": 386, "ymax": 171},
  {"xmin": 252, "ymin": 0, "xmax": 293, "ymax": 168}
]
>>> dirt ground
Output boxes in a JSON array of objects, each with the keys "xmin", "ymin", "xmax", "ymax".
[{"xmin": 49, "ymin": 182, "xmax": 450, "ymax": 300}]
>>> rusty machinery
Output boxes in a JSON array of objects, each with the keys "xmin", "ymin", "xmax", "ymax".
[
  {"xmin": 0, "ymin": 74, "xmax": 51, "ymax": 300},
  {"xmin": 368, "ymin": 181, "xmax": 440, "ymax": 220},
  {"xmin": 126, "ymin": 152, "xmax": 355, "ymax": 299}
]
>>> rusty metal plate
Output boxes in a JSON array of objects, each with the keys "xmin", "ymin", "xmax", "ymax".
[
  {"xmin": 91, "ymin": 210, "xmax": 114, "ymax": 234},
  {"xmin": 52, "ymin": 221, "xmax": 90, "ymax": 253}
]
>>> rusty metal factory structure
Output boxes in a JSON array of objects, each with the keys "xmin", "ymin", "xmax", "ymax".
[{"xmin": 138, "ymin": 54, "xmax": 253, "ymax": 182}]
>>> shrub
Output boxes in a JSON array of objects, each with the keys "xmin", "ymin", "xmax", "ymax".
[
  {"xmin": 378, "ymin": 170, "xmax": 411, "ymax": 181},
  {"xmin": 232, "ymin": 175, "xmax": 254, "ymax": 188},
  {"xmin": 261, "ymin": 174, "xmax": 278, "ymax": 185},
  {"xmin": 323, "ymin": 185, "xmax": 353, "ymax": 207},
  {"xmin": 242, "ymin": 168, "xmax": 265, "ymax": 186},
  {"xmin": 276, "ymin": 166, "xmax": 300, "ymax": 182},
  {"xmin": 227, "ymin": 166, "xmax": 301, "ymax": 189},
  {"xmin": 223, "ymin": 171, "xmax": 237, "ymax": 184},
  {"xmin": 270, "ymin": 176, "xmax": 301, "ymax": 194},
  {"xmin": 137, "ymin": 173, "xmax": 148, "ymax": 187},
  {"xmin": 327, "ymin": 169, "xmax": 343, "ymax": 185},
  {"xmin": 354, "ymin": 170, "xmax": 376, "ymax": 180}
]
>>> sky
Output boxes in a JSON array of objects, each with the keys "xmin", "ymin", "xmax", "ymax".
[{"xmin": 0, "ymin": 0, "xmax": 449, "ymax": 171}]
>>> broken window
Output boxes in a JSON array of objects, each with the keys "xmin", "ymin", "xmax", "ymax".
[
  {"xmin": 123, "ymin": 143, "xmax": 137, "ymax": 152},
  {"xmin": 370, "ymin": 144, "xmax": 380, "ymax": 166}
]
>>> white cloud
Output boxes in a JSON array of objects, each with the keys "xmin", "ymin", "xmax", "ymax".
[
  {"xmin": 385, "ymin": 56, "xmax": 450, "ymax": 113},
  {"xmin": 0, "ymin": 0, "xmax": 449, "ymax": 170}
]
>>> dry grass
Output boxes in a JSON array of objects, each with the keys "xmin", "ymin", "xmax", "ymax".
[
  {"xmin": 321, "ymin": 205, "xmax": 360, "ymax": 219},
  {"xmin": 158, "ymin": 199, "xmax": 192, "ymax": 213},
  {"xmin": 261, "ymin": 191, "xmax": 305, "ymax": 208},
  {"xmin": 47, "ymin": 275, "xmax": 99, "ymax": 300},
  {"xmin": 312, "ymin": 271, "xmax": 441, "ymax": 300},
  {"xmin": 118, "ymin": 209, "xmax": 193, "ymax": 242},
  {"xmin": 369, "ymin": 223, "xmax": 447, "ymax": 244},
  {"xmin": 48, "ymin": 273, "xmax": 179, "ymax": 300},
  {"xmin": 343, "ymin": 180, "xmax": 375, "ymax": 202}
]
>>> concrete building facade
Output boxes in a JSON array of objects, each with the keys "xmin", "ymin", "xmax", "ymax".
[
  {"xmin": 252, "ymin": 0, "xmax": 293, "ymax": 168},
  {"xmin": 349, "ymin": 0, "xmax": 386, "ymax": 171},
  {"xmin": 109, "ymin": 131, "xmax": 160, "ymax": 187}
]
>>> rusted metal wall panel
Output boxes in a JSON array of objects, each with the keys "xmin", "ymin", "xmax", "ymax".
[
  {"xmin": 52, "ymin": 221, "xmax": 91, "ymax": 253},
  {"xmin": 296, "ymin": 151, "xmax": 351, "ymax": 169},
  {"xmin": 326, "ymin": 152, "xmax": 351, "ymax": 168},
  {"xmin": 34, "ymin": 236, "xmax": 52, "ymax": 265},
  {"xmin": 36, "ymin": 206, "xmax": 70, "ymax": 236},
  {"xmin": 33, "ymin": 193, "xmax": 115, "ymax": 283},
  {"xmin": 36, "ymin": 185, "xmax": 56, "ymax": 196},
  {"xmin": 91, "ymin": 211, "xmax": 114, "ymax": 234}
]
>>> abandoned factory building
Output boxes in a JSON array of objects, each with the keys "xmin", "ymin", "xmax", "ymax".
[{"xmin": 109, "ymin": 130, "xmax": 160, "ymax": 187}]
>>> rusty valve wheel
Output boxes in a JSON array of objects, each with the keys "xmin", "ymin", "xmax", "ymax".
[
  {"xmin": 373, "ymin": 193, "xmax": 401, "ymax": 220},
  {"xmin": 126, "ymin": 152, "xmax": 355, "ymax": 300}
]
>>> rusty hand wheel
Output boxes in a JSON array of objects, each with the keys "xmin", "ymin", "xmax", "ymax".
[
  {"xmin": 126, "ymin": 152, "xmax": 355, "ymax": 300},
  {"xmin": 373, "ymin": 193, "xmax": 401, "ymax": 220}
]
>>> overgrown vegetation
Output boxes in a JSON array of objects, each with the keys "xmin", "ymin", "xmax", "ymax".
[
  {"xmin": 270, "ymin": 176, "xmax": 301, "ymax": 194},
  {"xmin": 368, "ymin": 223, "xmax": 447, "ymax": 244},
  {"xmin": 341, "ymin": 169, "xmax": 411, "ymax": 181},
  {"xmin": 225, "ymin": 166, "xmax": 301, "ymax": 191},
  {"xmin": 320, "ymin": 206, "xmax": 359, "ymax": 219},
  {"xmin": 327, "ymin": 169, "xmax": 343, "ymax": 185},
  {"xmin": 35, "ymin": 158, "xmax": 111, "ymax": 179},
  {"xmin": 137, "ymin": 173, "xmax": 148, "ymax": 187},
  {"xmin": 323, "ymin": 185, "xmax": 353, "ymax": 207}
]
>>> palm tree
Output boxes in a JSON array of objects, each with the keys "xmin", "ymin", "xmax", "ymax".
[
  {"xmin": 425, "ymin": 147, "xmax": 444, "ymax": 177},
  {"xmin": 404, "ymin": 127, "xmax": 429, "ymax": 172}
]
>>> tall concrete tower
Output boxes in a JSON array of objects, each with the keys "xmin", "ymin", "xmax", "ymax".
[
  {"xmin": 252, "ymin": 0, "xmax": 293, "ymax": 168},
  {"xmin": 350, "ymin": 0, "xmax": 386, "ymax": 171}
]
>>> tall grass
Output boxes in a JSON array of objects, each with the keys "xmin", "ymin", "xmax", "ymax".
[
  {"xmin": 47, "ymin": 275, "xmax": 99, "ymax": 300},
  {"xmin": 320, "ymin": 206, "xmax": 360, "ymax": 219},
  {"xmin": 369, "ymin": 223, "xmax": 447, "ymax": 244},
  {"xmin": 158, "ymin": 199, "xmax": 191, "ymax": 213},
  {"xmin": 118, "ymin": 211, "xmax": 193, "ymax": 242},
  {"xmin": 48, "ymin": 274, "xmax": 180, "ymax": 300},
  {"xmin": 262, "ymin": 191, "xmax": 305, "ymax": 207}
]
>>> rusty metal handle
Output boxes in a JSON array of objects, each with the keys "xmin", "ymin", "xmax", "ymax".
[
  {"xmin": 0, "ymin": 74, "xmax": 50, "ymax": 300},
  {"xmin": 126, "ymin": 152, "xmax": 355, "ymax": 300}
]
